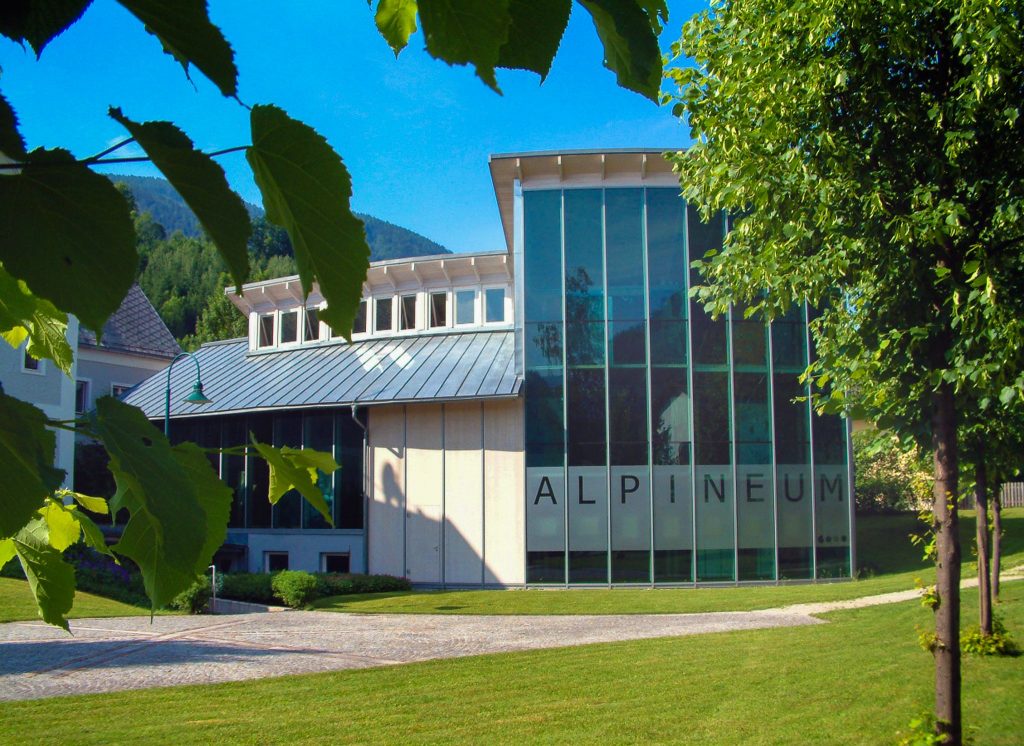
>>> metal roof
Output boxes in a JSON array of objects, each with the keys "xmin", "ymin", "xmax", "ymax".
[{"xmin": 124, "ymin": 330, "xmax": 521, "ymax": 419}]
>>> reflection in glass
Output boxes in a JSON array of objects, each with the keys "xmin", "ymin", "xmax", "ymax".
[
  {"xmin": 280, "ymin": 310, "xmax": 298, "ymax": 344},
  {"xmin": 485, "ymin": 288, "xmax": 505, "ymax": 322},
  {"xmin": 375, "ymin": 297, "xmax": 393, "ymax": 332},
  {"xmin": 304, "ymin": 308, "xmax": 321, "ymax": 342},
  {"xmin": 303, "ymin": 413, "xmax": 335, "ymax": 528},
  {"xmin": 455, "ymin": 290, "xmax": 476, "ymax": 325},
  {"xmin": 247, "ymin": 414, "xmax": 272, "ymax": 528},
  {"xmin": 273, "ymin": 414, "xmax": 302, "ymax": 528}
]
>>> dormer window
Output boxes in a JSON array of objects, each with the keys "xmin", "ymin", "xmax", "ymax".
[
  {"xmin": 258, "ymin": 314, "xmax": 275, "ymax": 348},
  {"xmin": 399, "ymin": 294, "xmax": 417, "ymax": 331},
  {"xmin": 375, "ymin": 297, "xmax": 393, "ymax": 333},
  {"xmin": 484, "ymin": 287, "xmax": 506, "ymax": 323},
  {"xmin": 430, "ymin": 292, "xmax": 448, "ymax": 328},
  {"xmin": 280, "ymin": 310, "xmax": 299, "ymax": 344},
  {"xmin": 304, "ymin": 307, "xmax": 321, "ymax": 342},
  {"xmin": 455, "ymin": 289, "xmax": 476, "ymax": 326}
]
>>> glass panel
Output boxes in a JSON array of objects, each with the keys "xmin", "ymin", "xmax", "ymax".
[
  {"xmin": 527, "ymin": 468, "xmax": 565, "ymax": 582},
  {"xmin": 336, "ymin": 413, "xmax": 365, "ymax": 529},
  {"xmin": 813, "ymin": 409, "xmax": 851, "ymax": 578},
  {"xmin": 350, "ymin": 299, "xmax": 368, "ymax": 336},
  {"xmin": 259, "ymin": 314, "xmax": 275, "ymax": 347},
  {"xmin": 567, "ymin": 368, "xmax": 605, "ymax": 466},
  {"xmin": 564, "ymin": 188, "xmax": 604, "ymax": 321},
  {"xmin": 653, "ymin": 464, "xmax": 693, "ymax": 581},
  {"xmin": 568, "ymin": 466, "xmax": 607, "ymax": 583},
  {"xmin": 400, "ymin": 294, "xmax": 416, "ymax": 330},
  {"xmin": 375, "ymin": 297, "xmax": 393, "ymax": 332},
  {"xmin": 651, "ymin": 367, "xmax": 690, "ymax": 466},
  {"xmin": 223, "ymin": 416, "xmax": 246, "ymax": 528},
  {"xmin": 303, "ymin": 413, "xmax": 335, "ymax": 528},
  {"xmin": 280, "ymin": 310, "xmax": 298, "ymax": 344},
  {"xmin": 609, "ymin": 367, "xmax": 648, "ymax": 465},
  {"xmin": 304, "ymin": 308, "xmax": 321, "ymax": 342},
  {"xmin": 693, "ymin": 371, "xmax": 734, "ymax": 580},
  {"xmin": 734, "ymin": 372, "xmax": 774, "ymax": 580},
  {"xmin": 524, "ymin": 190, "xmax": 563, "ymax": 322},
  {"xmin": 646, "ymin": 188, "xmax": 687, "ymax": 322},
  {"xmin": 272, "ymin": 414, "xmax": 302, "ymax": 528},
  {"xmin": 611, "ymin": 466, "xmax": 650, "ymax": 582},
  {"xmin": 605, "ymin": 188, "xmax": 644, "ymax": 325},
  {"xmin": 485, "ymin": 287, "xmax": 505, "ymax": 323},
  {"xmin": 525, "ymin": 370, "xmax": 563, "ymax": 468},
  {"xmin": 774, "ymin": 372, "xmax": 812, "ymax": 579},
  {"xmin": 688, "ymin": 206, "xmax": 726, "ymax": 366},
  {"xmin": 455, "ymin": 289, "xmax": 475, "ymax": 324},
  {"xmin": 75, "ymin": 380, "xmax": 88, "ymax": 414},
  {"xmin": 430, "ymin": 292, "xmax": 447, "ymax": 327},
  {"xmin": 246, "ymin": 414, "xmax": 272, "ymax": 528}
]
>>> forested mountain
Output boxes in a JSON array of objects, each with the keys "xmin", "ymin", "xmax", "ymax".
[{"xmin": 108, "ymin": 175, "xmax": 450, "ymax": 349}]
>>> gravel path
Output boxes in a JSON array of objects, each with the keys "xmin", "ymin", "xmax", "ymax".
[{"xmin": 1, "ymin": 571, "xmax": 1019, "ymax": 703}]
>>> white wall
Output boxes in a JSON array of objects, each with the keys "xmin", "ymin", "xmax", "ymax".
[{"xmin": 245, "ymin": 531, "xmax": 366, "ymax": 573}]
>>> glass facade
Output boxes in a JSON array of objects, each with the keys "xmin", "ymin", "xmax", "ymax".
[{"xmin": 522, "ymin": 187, "xmax": 851, "ymax": 584}]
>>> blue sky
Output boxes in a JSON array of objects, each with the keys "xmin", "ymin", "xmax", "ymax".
[{"xmin": 2, "ymin": 1, "xmax": 703, "ymax": 253}]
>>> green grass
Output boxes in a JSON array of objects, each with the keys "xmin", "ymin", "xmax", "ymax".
[
  {"xmin": 0, "ymin": 577, "xmax": 150, "ymax": 623},
  {"xmin": 2, "ymin": 579, "xmax": 1021, "ymax": 743},
  {"xmin": 312, "ymin": 509, "xmax": 1024, "ymax": 615}
]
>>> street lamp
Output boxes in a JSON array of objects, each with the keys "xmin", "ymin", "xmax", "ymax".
[{"xmin": 164, "ymin": 351, "xmax": 213, "ymax": 436}]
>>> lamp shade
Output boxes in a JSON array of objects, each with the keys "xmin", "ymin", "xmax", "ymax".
[{"xmin": 184, "ymin": 381, "xmax": 212, "ymax": 405}]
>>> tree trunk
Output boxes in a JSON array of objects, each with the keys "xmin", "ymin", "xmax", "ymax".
[
  {"xmin": 992, "ymin": 488, "xmax": 1002, "ymax": 600},
  {"xmin": 973, "ymin": 456, "xmax": 991, "ymax": 636},
  {"xmin": 932, "ymin": 382, "xmax": 961, "ymax": 745}
]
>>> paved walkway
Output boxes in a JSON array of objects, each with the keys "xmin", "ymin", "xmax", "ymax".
[{"xmin": 1, "ymin": 572, "xmax": 1019, "ymax": 702}]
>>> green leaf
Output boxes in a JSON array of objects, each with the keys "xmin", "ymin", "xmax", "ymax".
[
  {"xmin": 246, "ymin": 105, "xmax": 369, "ymax": 340},
  {"xmin": 999, "ymin": 386, "xmax": 1016, "ymax": 406},
  {"xmin": 0, "ymin": 388, "xmax": 64, "ymax": 539},
  {"xmin": 578, "ymin": 0, "xmax": 664, "ymax": 101},
  {"xmin": 0, "ymin": 90, "xmax": 27, "ymax": 158},
  {"xmin": 0, "ymin": 0, "xmax": 92, "ymax": 56},
  {"xmin": 0, "ymin": 148, "xmax": 137, "ymax": 332},
  {"xmin": 496, "ymin": 0, "xmax": 571, "ymax": 80},
  {"xmin": 250, "ymin": 440, "xmax": 337, "ymax": 527},
  {"xmin": 374, "ymin": 0, "xmax": 419, "ymax": 56},
  {"xmin": 61, "ymin": 489, "xmax": 109, "ymax": 515},
  {"xmin": 0, "ymin": 264, "xmax": 73, "ymax": 374},
  {"xmin": 172, "ymin": 442, "xmax": 232, "ymax": 575},
  {"xmin": 417, "ymin": 0, "xmax": 511, "ymax": 91},
  {"xmin": 12, "ymin": 516, "xmax": 75, "ymax": 630},
  {"xmin": 41, "ymin": 500, "xmax": 80, "ymax": 552},
  {"xmin": 109, "ymin": 109, "xmax": 251, "ymax": 291},
  {"xmin": 0, "ymin": 538, "xmax": 15, "ymax": 569},
  {"xmin": 116, "ymin": 0, "xmax": 238, "ymax": 98},
  {"xmin": 93, "ymin": 397, "xmax": 206, "ymax": 609},
  {"xmin": 74, "ymin": 509, "xmax": 115, "ymax": 558}
]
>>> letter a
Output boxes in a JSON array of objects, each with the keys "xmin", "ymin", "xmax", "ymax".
[{"xmin": 534, "ymin": 476, "xmax": 557, "ymax": 505}]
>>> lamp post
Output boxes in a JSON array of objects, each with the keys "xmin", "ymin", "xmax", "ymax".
[{"xmin": 164, "ymin": 351, "xmax": 213, "ymax": 436}]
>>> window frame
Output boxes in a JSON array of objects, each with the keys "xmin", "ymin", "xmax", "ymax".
[
  {"xmin": 278, "ymin": 308, "xmax": 300, "ymax": 347},
  {"xmin": 257, "ymin": 312, "xmax": 276, "ymax": 349},
  {"xmin": 398, "ymin": 292, "xmax": 419, "ymax": 333},
  {"xmin": 264, "ymin": 551, "xmax": 289, "ymax": 573},
  {"xmin": 344, "ymin": 298, "xmax": 370, "ymax": 339},
  {"xmin": 111, "ymin": 382, "xmax": 133, "ymax": 399},
  {"xmin": 75, "ymin": 378, "xmax": 91, "ymax": 414},
  {"xmin": 374, "ymin": 295, "xmax": 395, "ymax": 334},
  {"xmin": 453, "ymin": 287, "xmax": 478, "ymax": 327},
  {"xmin": 320, "ymin": 552, "xmax": 351, "ymax": 573},
  {"xmin": 303, "ymin": 305, "xmax": 323, "ymax": 343},
  {"xmin": 482, "ymin": 285, "xmax": 508, "ymax": 325},
  {"xmin": 21, "ymin": 347, "xmax": 44, "ymax": 374},
  {"xmin": 428, "ymin": 290, "xmax": 449, "ymax": 329}
]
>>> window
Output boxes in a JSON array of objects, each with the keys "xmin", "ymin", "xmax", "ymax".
[
  {"xmin": 484, "ymin": 287, "xmax": 506, "ymax": 323},
  {"xmin": 375, "ymin": 297, "xmax": 393, "ymax": 332},
  {"xmin": 258, "ymin": 314, "xmax": 275, "ymax": 348},
  {"xmin": 22, "ymin": 348, "xmax": 42, "ymax": 373},
  {"xmin": 111, "ymin": 383, "xmax": 132, "ymax": 399},
  {"xmin": 304, "ymin": 307, "xmax": 321, "ymax": 342},
  {"xmin": 429, "ymin": 291, "xmax": 447, "ymax": 328},
  {"xmin": 280, "ymin": 310, "xmax": 299, "ymax": 344},
  {"xmin": 349, "ymin": 299, "xmax": 368, "ymax": 336},
  {"xmin": 321, "ymin": 553, "xmax": 350, "ymax": 573},
  {"xmin": 399, "ymin": 294, "xmax": 417, "ymax": 331},
  {"xmin": 75, "ymin": 380, "xmax": 90, "ymax": 414},
  {"xmin": 264, "ymin": 551, "xmax": 289, "ymax": 572},
  {"xmin": 455, "ymin": 289, "xmax": 476, "ymax": 325}
]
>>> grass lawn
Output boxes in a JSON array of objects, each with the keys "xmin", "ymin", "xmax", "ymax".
[
  {"xmin": 0, "ymin": 577, "xmax": 150, "ymax": 623},
  {"xmin": 2, "ymin": 579, "xmax": 1021, "ymax": 743},
  {"xmin": 311, "ymin": 508, "xmax": 1024, "ymax": 615}
]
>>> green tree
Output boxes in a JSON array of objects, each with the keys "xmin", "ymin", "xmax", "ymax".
[
  {"xmin": 181, "ymin": 273, "xmax": 248, "ymax": 350},
  {"xmin": 0, "ymin": 2, "xmax": 668, "ymax": 628},
  {"xmin": 667, "ymin": 1, "xmax": 1024, "ymax": 742}
]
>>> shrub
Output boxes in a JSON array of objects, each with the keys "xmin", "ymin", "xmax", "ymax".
[
  {"xmin": 66, "ymin": 545, "xmax": 149, "ymax": 607},
  {"xmin": 171, "ymin": 577, "xmax": 212, "ymax": 613},
  {"xmin": 853, "ymin": 430, "xmax": 932, "ymax": 513},
  {"xmin": 315, "ymin": 573, "xmax": 411, "ymax": 598},
  {"xmin": 272, "ymin": 570, "xmax": 319, "ymax": 608},
  {"xmin": 219, "ymin": 573, "xmax": 276, "ymax": 604},
  {"xmin": 961, "ymin": 617, "xmax": 1020, "ymax": 657}
]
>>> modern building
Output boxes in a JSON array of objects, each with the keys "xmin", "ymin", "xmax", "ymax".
[{"xmin": 125, "ymin": 149, "xmax": 854, "ymax": 585}]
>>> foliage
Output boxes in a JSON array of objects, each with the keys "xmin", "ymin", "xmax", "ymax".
[
  {"xmin": 271, "ymin": 570, "xmax": 320, "ymax": 608},
  {"xmin": 315, "ymin": 573, "xmax": 411, "ymax": 598},
  {"xmin": 854, "ymin": 430, "xmax": 933, "ymax": 513},
  {"xmin": 218, "ymin": 573, "xmax": 276, "ymax": 605},
  {"xmin": 960, "ymin": 616, "xmax": 1020, "ymax": 656},
  {"xmin": 220, "ymin": 572, "xmax": 412, "ymax": 606},
  {"xmin": 896, "ymin": 714, "xmax": 956, "ymax": 746},
  {"xmin": 170, "ymin": 577, "xmax": 212, "ymax": 614}
]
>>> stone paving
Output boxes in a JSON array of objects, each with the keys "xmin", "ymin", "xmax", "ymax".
[{"xmin": 0, "ymin": 609, "xmax": 820, "ymax": 702}]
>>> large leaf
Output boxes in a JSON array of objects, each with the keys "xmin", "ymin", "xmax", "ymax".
[
  {"xmin": 577, "ymin": 0, "xmax": 664, "ymax": 102},
  {"xmin": 250, "ymin": 440, "xmax": 337, "ymax": 526},
  {"xmin": 74, "ymin": 509, "xmax": 116, "ymax": 558},
  {"xmin": 0, "ymin": 0, "xmax": 92, "ymax": 56},
  {"xmin": 92, "ymin": 397, "xmax": 206, "ymax": 609},
  {"xmin": 497, "ymin": 0, "xmax": 571, "ymax": 80},
  {"xmin": 374, "ymin": 0, "xmax": 418, "ymax": 56},
  {"xmin": 0, "ymin": 264, "xmax": 73, "ymax": 374},
  {"xmin": 62, "ymin": 488, "xmax": 109, "ymax": 515},
  {"xmin": 172, "ymin": 441, "xmax": 232, "ymax": 574},
  {"xmin": 41, "ymin": 500, "xmax": 80, "ymax": 551},
  {"xmin": 0, "ymin": 148, "xmax": 136, "ymax": 332},
  {"xmin": 116, "ymin": 0, "xmax": 237, "ymax": 98},
  {"xmin": 0, "ymin": 388, "xmax": 64, "ymax": 540},
  {"xmin": 12, "ymin": 516, "xmax": 75, "ymax": 631},
  {"xmin": 246, "ymin": 104, "xmax": 369, "ymax": 339},
  {"xmin": 0, "ymin": 90, "xmax": 27, "ymax": 158},
  {"xmin": 417, "ymin": 0, "xmax": 511, "ymax": 91},
  {"xmin": 109, "ymin": 109, "xmax": 251, "ymax": 290},
  {"xmin": 0, "ymin": 538, "xmax": 15, "ymax": 569}
]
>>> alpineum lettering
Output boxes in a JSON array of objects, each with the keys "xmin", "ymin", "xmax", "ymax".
[
  {"xmin": 745, "ymin": 473, "xmax": 765, "ymax": 502},
  {"xmin": 578, "ymin": 475, "xmax": 596, "ymax": 504},
  {"xmin": 819, "ymin": 473, "xmax": 844, "ymax": 501},
  {"xmin": 620, "ymin": 474, "xmax": 640, "ymax": 503},
  {"xmin": 703, "ymin": 474, "xmax": 726, "ymax": 503},
  {"xmin": 534, "ymin": 476, "xmax": 557, "ymax": 505},
  {"xmin": 783, "ymin": 473, "xmax": 805, "ymax": 502}
]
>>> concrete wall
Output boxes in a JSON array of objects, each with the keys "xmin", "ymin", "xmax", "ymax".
[
  {"xmin": 243, "ymin": 531, "xmax": 366, "ymax": 573},
  {"xmin": 367, "ymin": 398, "xmax": 525, "ymax": 586}
]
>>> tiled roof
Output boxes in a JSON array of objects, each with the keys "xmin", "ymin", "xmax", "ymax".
[
  {"xmin": 124, "ymin": 330, "xmax": 520, "ymax": 419},
  {"xmin": 79, "ymin": 284, "xmax": 181, "ymax": 359}
]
